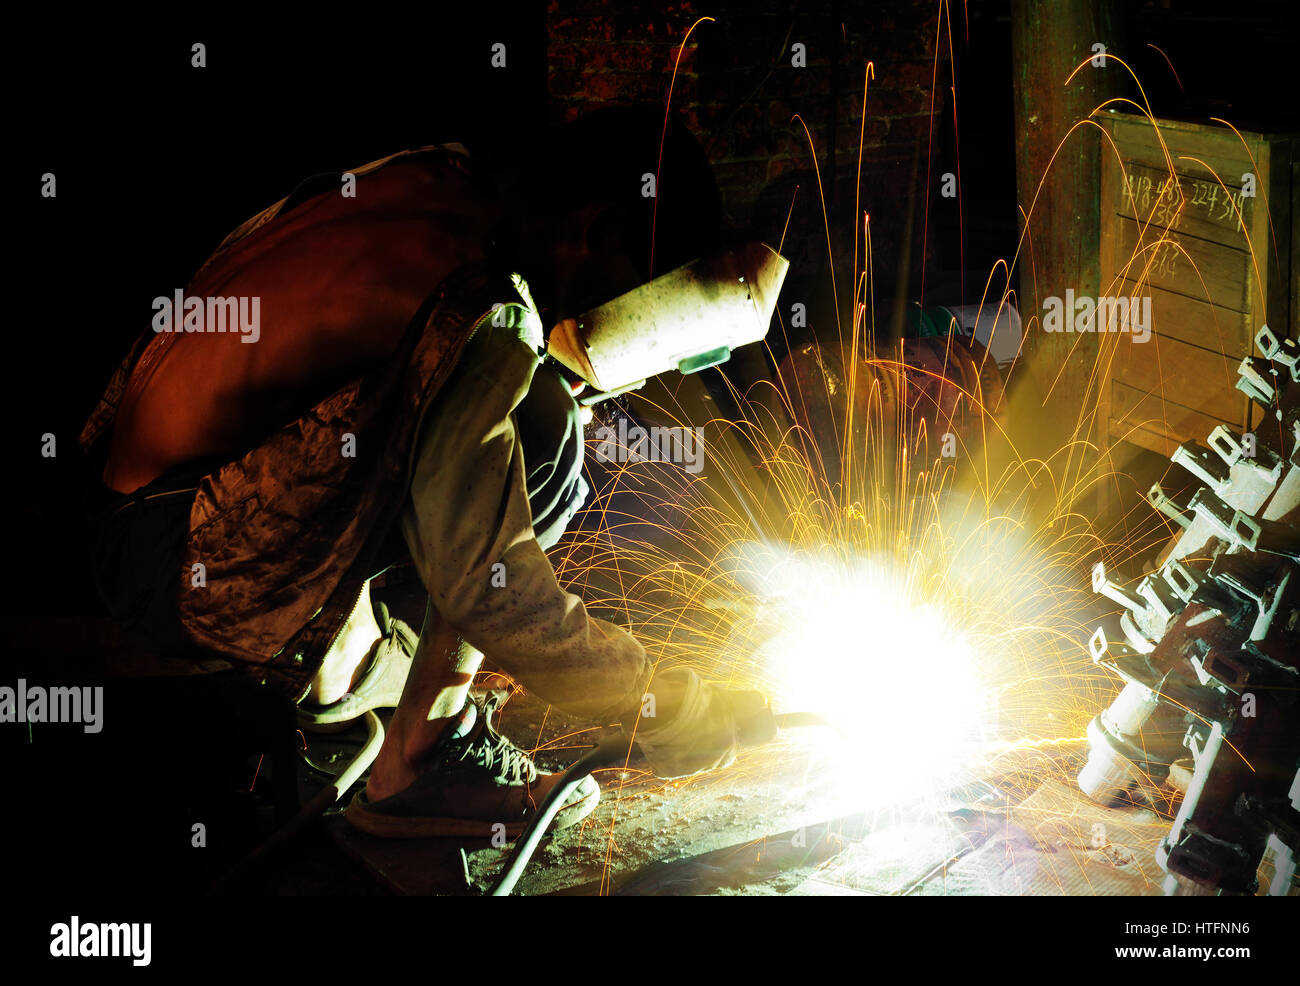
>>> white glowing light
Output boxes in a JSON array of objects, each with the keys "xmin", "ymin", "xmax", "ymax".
[{"xmin": 736, "ymin": 546, "xmax": 993, "ymax": 805}]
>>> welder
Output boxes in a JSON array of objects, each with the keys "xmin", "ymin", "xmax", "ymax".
[{"xmin": 81, "ymin": 108, "xmax": 786, "ymax": 839}]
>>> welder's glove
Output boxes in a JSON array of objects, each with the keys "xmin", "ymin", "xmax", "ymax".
[{"xmin": 624, "ymin": 668, "xmax": 775, "ymax": 779}]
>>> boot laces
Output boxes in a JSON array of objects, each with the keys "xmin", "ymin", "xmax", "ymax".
[{"xmin": 456, "ymin": 692, "xmax": 538, "ymax": 786}]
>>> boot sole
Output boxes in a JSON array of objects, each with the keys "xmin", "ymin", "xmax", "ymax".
[{"xmin": 343, "ymin": 783, "xmax": 600, "ymax": 840}]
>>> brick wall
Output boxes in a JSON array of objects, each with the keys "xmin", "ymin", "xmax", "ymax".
[{"xmin": 547, "ymin": 0, "xmax": 949, "ymax": 344}]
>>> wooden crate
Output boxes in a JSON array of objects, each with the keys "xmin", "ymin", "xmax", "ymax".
[{"xmin": 1097, "ymin": 112, "xmax": 1295, "ymax": 460}]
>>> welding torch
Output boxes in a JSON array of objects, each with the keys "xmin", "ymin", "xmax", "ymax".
[{"xmin": 489, "ymin": 706, "xmax": 828, "ymax": 896}]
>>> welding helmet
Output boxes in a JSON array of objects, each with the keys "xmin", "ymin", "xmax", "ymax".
[{"xmin": 546, "ymin": 241, "xmax": 789, "ymax": 397}]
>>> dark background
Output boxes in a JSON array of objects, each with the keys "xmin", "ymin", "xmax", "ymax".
[
  {"xmin": 14, "ymin": 2, "xmax": 1299, "ymax": 517},
  {"xmin": 13, "ymin": 3, "xmax": 1298, "ymax": 536}
]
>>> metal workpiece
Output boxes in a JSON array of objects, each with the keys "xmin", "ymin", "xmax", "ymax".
[
  {"xmin": 1091, "ymin": 558, "xmax": 1206, "ymax": 649},
  {"xmin": 1136, "ymin": 573, "xmax": 1183, "ymax": 630},
  {"xmin": 1078, "ymin": 716, "xmax": 1155, "ymax": 805},
  {"xmin": 1253, "ymin": 325, "xmax": 1300, "ymax": 381},
  {"xmin": 1172, "ymin": 442, "xmax": 1232, "ymax": 494},
  {"xmin": 1159, "ymin": 427, "xmax": 1288, "ymax": 566},
  {"xmin": 1077, "ymin": 681, "xmax": 1162, "ymax": 804},
  {"xmin": 1236, "ymin": 357, "xmax": 1278, "ymax": 407},
  {"xmin": 1148, "ymin": 482, "xmax": 1192, "ymax": 530},
  {"xmin": 1081, "ymin": 330, "xmax": 1300, "ymax": 895},
  {"xmin": 1264, "ymin": 452, "xmax": 1300, "ymax": 521},
  {"xmin": 1118, "ymin": 611, "xmax": 1158, "ymax": 655},
  {"xmin": 1091, "ymin": 561, "xmax": 1147, "ymax": 615}
]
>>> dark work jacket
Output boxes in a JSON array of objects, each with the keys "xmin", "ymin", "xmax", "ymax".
[{"xmin": 79, "ymin": 147, "xmax": 522, "ymax": 699}]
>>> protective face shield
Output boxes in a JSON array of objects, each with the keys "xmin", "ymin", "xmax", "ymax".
[{"xmin": 546, "ymin": 241, "xmax": 789, "ymax": 400}]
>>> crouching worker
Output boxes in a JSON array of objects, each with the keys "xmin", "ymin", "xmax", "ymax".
[{"xmin": 80, "ymin": 109, "xmax": 788, "ymax": 839}]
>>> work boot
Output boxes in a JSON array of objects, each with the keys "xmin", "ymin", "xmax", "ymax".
[
  {"xmin": 298, "ymin": 602, "xmax": 417, "ymax": 730},
  {"xmin": 345, "ymin": 690, "xmax": 600, "ymax": 839}
]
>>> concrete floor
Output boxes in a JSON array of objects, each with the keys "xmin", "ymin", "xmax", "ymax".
[
  {"xmin": 300, "ymin": 679, "xmax": 1188, "ymax": 896},
  {"xmin": 10, "ymin": 535, "xmax": 1283, "ymax": 896},
  {"xmin": 9, "ymin": 606, "xmax": 1284, "ymax": 896}
]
